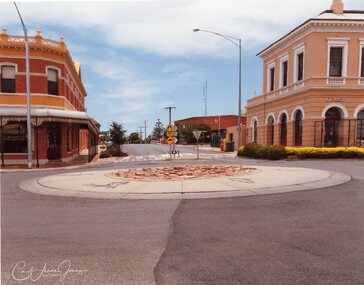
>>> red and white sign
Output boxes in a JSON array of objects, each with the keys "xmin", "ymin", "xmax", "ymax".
[{"xmin": 214, "ymin": 116, "xmax": 220, "ymax": 125}]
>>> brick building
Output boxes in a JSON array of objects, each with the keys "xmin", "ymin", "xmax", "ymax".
[
  {"xmin": 246, "ymin": 0, "xmax": 364, "ymax": 147},
  {"xmin": 175, "ymin": 115, "xmax": 246, "ymax": 147},
  {"xmin": 0, "ymin": 29, "xmax": 99, "ymax": 166},
  {"xmin": 175, "ymin": 115, "xmax": 246, "ymax": 135}
]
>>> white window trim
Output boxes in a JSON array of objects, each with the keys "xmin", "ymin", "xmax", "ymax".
[
  {"xmin": 46, "ymin": 66, "xmax": 61, "ymax": 78},
  {"xmin": 279, "ymin": 55, "xmax": 289, "ymax": 88},
  {"xmin": 327, "ymin": 39, "xmax": 349, "ymax": 78},
  {"xmin": 293, "ymin": 44, "xmax": 305, "ymax": 83},
  {"xmin": 359, "ymin": 40, "xmax": 364, "ymax": 80},
  {"xmin": 0, "ymin": 62, "xmax": 18, "ymax": 74},
  {"xmin": 266, "ymin": 61, "xmax": 276, "ymax": 93}
]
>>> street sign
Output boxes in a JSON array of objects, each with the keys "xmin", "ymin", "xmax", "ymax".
[
  {"xmin": 192, "ymin": 130, "xmax": 202, "ymax": 141},
  {"xmin": 166, "ymin": 137, "xmax": 174, "ymax": 145}
]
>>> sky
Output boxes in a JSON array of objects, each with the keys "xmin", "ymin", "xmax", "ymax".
[{"xmin": 1, "ymin": 0, "xmax": 363, "ymax": 134}]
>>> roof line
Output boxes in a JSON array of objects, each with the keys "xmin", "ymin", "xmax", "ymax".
[{"xmin": 257, "ymin": 10, "xmax": 364, "ymax": 58}]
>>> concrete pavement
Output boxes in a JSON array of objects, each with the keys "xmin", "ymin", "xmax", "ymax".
[{"xmin": 19, "ymin": 166, "xmax": 350, "ymax": 200}]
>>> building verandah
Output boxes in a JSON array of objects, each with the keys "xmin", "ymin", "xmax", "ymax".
[{"xmin": 0, "ymin": 115, "xmax": 98, "ymax": 167}]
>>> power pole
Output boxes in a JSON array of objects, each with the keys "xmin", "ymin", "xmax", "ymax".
[
  {"xmin": 138, "ymin": 126, "xmax": 143, "ymax": 143},
  {"xmin": 165, "ymin": 106, "xmax": 176, "ymax": 125},
  {"xmin": 143, "ymin": 120, "xmax": 147, "ymax": 143}
]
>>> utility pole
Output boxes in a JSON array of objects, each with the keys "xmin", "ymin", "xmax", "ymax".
[
  {"xmin": 138, "ymin": 126, "xmax": 143, "ymax": 143},
  {"xmin": 165, "ymin": 106, "xmax": 176, "ymax": 125},
  {"xmin": 143, "ymin": 120, "xmax": 147, "ymax": 143},
  {"xmin": 14, "ymin": 2, "xmax": 32, "ymax": 168}
]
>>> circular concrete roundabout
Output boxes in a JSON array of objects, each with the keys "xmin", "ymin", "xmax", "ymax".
[{"xmin": 19, "ymin": 165, "xmax": 351, "ymax": 200}]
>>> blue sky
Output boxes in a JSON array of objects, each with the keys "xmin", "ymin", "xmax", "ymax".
[{"xmin": 1, "ymin": 0, "xmax": 363, "ymax": 134}]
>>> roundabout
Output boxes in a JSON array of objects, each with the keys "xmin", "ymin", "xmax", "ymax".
[{"xmin": 19, "ymin": 165, "xmax": 351, "ymax": 200}]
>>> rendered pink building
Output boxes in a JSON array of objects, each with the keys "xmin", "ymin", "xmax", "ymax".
[{"xmin": 246, "ymin": 0, "xmax": 364, "ymax": 147}]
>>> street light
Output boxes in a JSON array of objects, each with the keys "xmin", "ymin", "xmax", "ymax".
[
  {"xmin": 14, "ymin": 2, "xmax": 32, "ymax": 168},
  {"xmin": 193, "ymin": 29, "xmax": 242, "ymax": 149}
]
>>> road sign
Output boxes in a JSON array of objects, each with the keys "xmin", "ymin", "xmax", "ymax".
[
  {"xmin": 165, "ymin": 137, "xmax": 174, "ymax": 145},
  {"xmin": 192, "ymin": 130, "xmax": 202, "ymax": 141}
]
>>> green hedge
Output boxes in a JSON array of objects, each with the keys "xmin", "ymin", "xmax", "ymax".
[
  {"xmin": 238, "ymin": 144, "xmax": 364, "ymax": 160},
  {"xmin": 238, "ymin": 143, "xmax": 286, "ymax": 160}
]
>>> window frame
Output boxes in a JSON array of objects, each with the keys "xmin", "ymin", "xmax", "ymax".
[
  {"xmin": 326, "ymin": 38, "xmax": 348, "ymax": 78},
  {"xmin": 279, "ymin": 54, "xmax": 289, "ymax": 88},
  {"xmin": 0, "ymin": 65, "xmax": 16, "ymax": 93},
  {"xmin": 266, "ymin": 61, "xmax": 276, "ymax": 93},
  {"xmin": 293, "ymin": 44, "xmax": 305, "ymax": 83},
  {"xmin": 359, "ymin": 40, "xmax": 364, "ymax": 78}
]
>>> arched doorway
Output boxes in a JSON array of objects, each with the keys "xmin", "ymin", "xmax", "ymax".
[
  {"xmin": 253, "ymin": 120, "xmax": 258, "ymax": 143},
  {"xmin": 280, "ymin": 113, "xmax": 287, "ymax": 146},
  {"xmin": 356, "ymin": 110, "xmax": 364, "ymax": 145},
  {"xmin": 324, "ymin": 107, "xmax": 342, "ymax": 147},
  {"xmin": 266, "ymin": 116, "xmax": 274, "ymax": 145},
  {"xmin": 294, "ymin": 110, "xmax": 303, "ymax": 146}
]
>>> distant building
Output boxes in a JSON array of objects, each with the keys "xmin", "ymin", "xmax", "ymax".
[
  {"xmin": 175, "ymin": 114, "xmax": 246, "ymax": 135},
  {"xmin": 246, "ymin": 0, "xmax": 364, "ymax": 147},
  {"xmin": 0, "ymin": 29, "xmax": 99, "ymax": 166},
  {"xmin": 175, "ymin": 115, "xmax": 246, "ymax": 147}
]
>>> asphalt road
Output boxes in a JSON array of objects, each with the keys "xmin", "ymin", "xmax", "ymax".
[{"xmin": 1, "ymin": 144, "xmax": 364, "ymax": 284}]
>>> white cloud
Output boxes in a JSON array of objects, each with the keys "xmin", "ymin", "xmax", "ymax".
[{"xmin": 2, "ymin": 0, "xmax": 361, "ymax": 57}]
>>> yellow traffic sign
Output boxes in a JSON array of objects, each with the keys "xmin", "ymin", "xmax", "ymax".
[{"xmin": 165, "ymin": 137, "xmax": 174, "ymax": 145}]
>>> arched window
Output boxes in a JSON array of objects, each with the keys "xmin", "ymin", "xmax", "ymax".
[
  {"xmin": 324, "ymin": 107, "xmax": 342, "ymax": 147},
  {"xmin": 253, "ymin": 120, "xmax": 258, "ymax": 143},
  {"xmin": 294, "ymin": 110, "xmax": 303, "ymax": 146},
  {"xmin": 266, "ymin": 116, "xmax": 274, "ymax": 145},
  {"xmin": 356, "ymin": 110, "xmax": 364, "ymax": 144},
  {"xmin": 280, "ymin": 113, "xmax": 287, "ymax": 146}
]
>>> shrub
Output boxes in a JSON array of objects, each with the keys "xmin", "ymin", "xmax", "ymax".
[
  {"xmin": 99, "ymin": 150, "xmax": 111, "ymax": 159},
  {"xmin": 239, "ymin": 143, "xmax": 262, "ymax": 159},
  {"xmin": 268, "ymin": 145, "xmax": 286, "ymax": 160},
  {"xmin": 238, "ymin": 143, "xmax": 286, "ymax": 160},
  {"xmin": 285, "ymin": 147, "xmax": 364, "ymax": 159}
]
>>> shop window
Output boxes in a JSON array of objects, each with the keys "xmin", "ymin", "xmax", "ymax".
[
  {"xmin": 0, "ymin": 123, "xmax": 27, "ymax": 153},
  {"xmin": 1, "ymin": 66, "xmax": 16, "ymax": 93},
  {"xmin": 48, "ymin": 69, "xmax": 58, "ymax": 95},
  {"xmin": 67, "ymin": 127, "xmax": 73, "ymax": 151},
  {"xmin": 329, "ymin": 47, "xmax": 343, "ymax": 77}
]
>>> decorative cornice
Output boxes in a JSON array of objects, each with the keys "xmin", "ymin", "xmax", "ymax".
[{"xmin": 258, "ymin": 19, "xmax": 364, "ymax": 59}]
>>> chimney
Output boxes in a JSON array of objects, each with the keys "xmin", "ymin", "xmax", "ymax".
[{"xmin": 331, "ymin": 0, "xmax": 344, "ymax": 14}]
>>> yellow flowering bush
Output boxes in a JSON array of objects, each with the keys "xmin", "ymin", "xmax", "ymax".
[
  {"xmin": 238, "ymin": 144, "xmax": 364, "ymax": 159},
  {"xmin": 286, "ymin": 146, "xmax": 364, "ymax": 159}
]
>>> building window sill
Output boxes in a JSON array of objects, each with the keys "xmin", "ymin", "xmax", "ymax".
[
  {"xmin": 267, "ymin": 91, "xmax": 275, "ymax": 98},
  {"xmin": 294, "ymin": 81, "xmax": 304, "ymax": 90},
  {"xmin": 280, "ymin": 87, "xmax": 288, "ymax": 95},
  {"xmin": 327, "ymin": 78, "xmax": 346, "ymax": 85}
]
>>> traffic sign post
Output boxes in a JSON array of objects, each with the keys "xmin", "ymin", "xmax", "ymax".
[
  {"xmin": 166, "ymin": 124, "xmax": 178, "ymax": 158},
  {"xmin": 193, "ymin": 130, "xmax": 202, "ymax": 159}
]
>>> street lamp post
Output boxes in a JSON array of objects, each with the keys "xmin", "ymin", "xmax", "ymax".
[
  {"xmin": 14, "ymin": 2, "xmax": 32, "ymax": 168},
  {"xmin": 193, "ymin": 29, "xmax": 242, "ymax": 149}
]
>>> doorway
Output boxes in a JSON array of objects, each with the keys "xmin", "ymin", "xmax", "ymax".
[
  {"xmin": 324, "ymin": 107, "xmax": 341, "ymax": 147},
  {"xmin": 47, "ymin": 123, "xmax": 61, "ymax": 160}
]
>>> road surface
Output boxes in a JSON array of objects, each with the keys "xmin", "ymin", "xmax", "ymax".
[{"xmin": 1, "ymin": 145, "xmax": 364, "ymax": 284}]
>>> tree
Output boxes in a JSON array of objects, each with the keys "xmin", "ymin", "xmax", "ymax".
[
  {"xmin": 128, "ymin": 132, "xmax": 142, "ymax": 144},
  {"xmin": 109, "ymin": 121, "xmax": 127, "ymax": 146},
  {"xmin": 152, "ymin": 119, "xmax": 165, "ymax": 141},
  {"xmin": 179, "ymin": 123, "xmax": 211, "ymax": 144}
]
